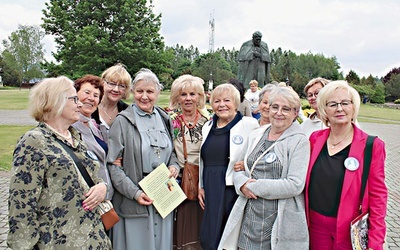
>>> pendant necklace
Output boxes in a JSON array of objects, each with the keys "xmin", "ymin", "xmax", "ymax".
[
  {"xmin": 329, "ymin": 129, "xmax": 352, "ymax": 149},
  {"xmin": 100, "ymin": 103, "xmax": 117, "ymax": 120},
  {"xmin": 181, "ymin": 111, "xmax": 199, "ymax": 129}
]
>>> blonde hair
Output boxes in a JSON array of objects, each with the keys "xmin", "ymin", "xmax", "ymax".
[
  {"xmin": 210, "ymin": 83, "xmax": 240, "ymax": 109},
  {"xmin": 317, "ymin": 80, "xmax": 360, "ymax": 127},
  {"xmin": 249, "ymin": 80, "xmax": 258, "ymax": 87},
  {"xmin": 101, "ymin": 63, "xmax": 132, "ymax": 100},
  {"xmin": 169, "ymin": 75, "xmax": 206, "ymax": 110},
  {"xmin": 29, "ymin": 76, "xmax": 75, "ymax": 122},
  {"xmin": 303, "ymin": 77, "xmax": 330, "ymax": 95}
]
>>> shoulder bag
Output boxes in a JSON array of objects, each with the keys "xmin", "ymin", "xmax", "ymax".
[
  {"xmin": 56, "ymin": 139, "xmax": 119, "ymax": 230},
  {"xmin": 350, "ymin": 135, "xmax": 376, "ymax": 250}
]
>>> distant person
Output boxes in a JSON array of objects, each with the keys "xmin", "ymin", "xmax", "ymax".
[
  {"xmin": 237, "ymin": 31, "xmax": 271, "ymax": 89},
  {"xmin": 228, "ymin": 78, "xmax": 252, "ymax": 117},
  {"xmin": 245, "ymin": 79, "xmax": 261, "ymax": 119},
  {"xmin": 8, "ymin": 76, "xmax": 111, "ymax": 249}
]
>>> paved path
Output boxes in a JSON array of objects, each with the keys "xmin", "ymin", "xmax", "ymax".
[{"xmin": 0, "ymin": 122, "xmax": 399, "ymax": 249}]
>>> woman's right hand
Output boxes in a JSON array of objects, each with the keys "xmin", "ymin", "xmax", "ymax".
[
  {"xmin": 240, "ymin": 179, "xmax": 257, "ymax": 199},
  {"xmin": 198, "ymin": 188, "xmax": 205, "ymax": 210},
  {"xmin": 137, "ymin": 192, "xmax": 153, "ymax": 206}
]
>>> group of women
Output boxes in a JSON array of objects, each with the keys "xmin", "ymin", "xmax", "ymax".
[{"xmin": 7, "ymin": 68, "xmax": 387, "ymax": 250}]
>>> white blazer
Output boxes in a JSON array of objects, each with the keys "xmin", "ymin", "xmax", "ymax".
[{"xmin": 199, "ymin": 116, "xmax": 259, "ymax": 187}]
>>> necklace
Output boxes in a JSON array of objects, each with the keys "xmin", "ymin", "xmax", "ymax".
[
  {"xmin": 181, "ymin": 111, "xmax": 199, "ymax": 129},
  {"xmin": 100, "ymin": 103, "xmax": 117, "ymax": 120},
  {"xmin": 329, "ymin": 129, "xmax": 352, "ymax": 149},
  {"xmin": 45, "ymin": 123, "xmax": 72, "ymax": 140}
]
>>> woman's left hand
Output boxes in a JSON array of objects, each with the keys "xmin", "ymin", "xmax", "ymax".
[
  {"xmin": 83, "ymin": 183, "xmax": 107, "ymax": 211},
  {"xmin": 168, "ymin": 166, "xmax": 179, "ymax": 179}
]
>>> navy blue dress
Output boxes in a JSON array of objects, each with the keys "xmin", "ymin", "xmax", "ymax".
[{"xmin": 200, "ymin": 113, "xmax": 242, "ymax": 250}]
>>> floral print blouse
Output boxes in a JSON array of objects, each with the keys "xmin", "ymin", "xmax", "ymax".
[{"xmin": 7, "ymin": 123, "xmax": 111, "ymax": 249}]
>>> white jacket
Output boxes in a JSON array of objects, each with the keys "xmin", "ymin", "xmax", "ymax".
[{"xmin": 199, "ymin": 116, "xmax": 259, "ymax": 187}]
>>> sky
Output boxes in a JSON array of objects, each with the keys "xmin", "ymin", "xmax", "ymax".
[{"xmin": 1, "ymin": 0, "xmax": 399, "ymax": 78}]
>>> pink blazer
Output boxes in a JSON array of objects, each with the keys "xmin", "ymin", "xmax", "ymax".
[{"xmin": 305, "ymin": 125, "xmax": 387, "ymax": 249}]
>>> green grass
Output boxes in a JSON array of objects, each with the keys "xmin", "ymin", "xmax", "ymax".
[
  {"xmin": 0, "ymin": 125, "xmax": 34, "ymax": 171},
  {"xmin": 358, "ymin": 104, "xmax": 400, "ymax": 122},
  {"xmin": 0, "ymin": 89, "xmax": 31, "ymax": 110}
]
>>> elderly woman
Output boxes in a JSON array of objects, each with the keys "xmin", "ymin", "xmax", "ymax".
[
  {"xmin": 107, "ymin": 68, "xmax": 180, "ymax": 250},
  {"xmin": 168, "ymin": 74, "xmax": 210, "ymax": 249},
  {"xmin": 7, "ymin": 76, "xmax": 111, "ymax": 249},
  {"xmin": 305, "ymin": 81, "xmax": 387, "ymax": 249},
  {"xmin": 199, "ymin": 83, "xmax": 259, "ymax": 250},
  {"xmin": 72, "ymin": 74, "xmax": 114, "ymax": 200},
  {"xmin": 92, "ymin": 63, "xmax": 131, "ymax": 130},
  {"xmin": 257, "ymin": 83, "xmax": 278, "ymax": 126},
  {"xmin": 245, "ymin": 79, "xmax": 261, "ymax": 119},
  {"xmin": 218, "ymin": 87, "xmax": 310, "ymax": 250},
  {"xmin": 300, "ymin": 77, "xmax": 330, "ymax": 137}
]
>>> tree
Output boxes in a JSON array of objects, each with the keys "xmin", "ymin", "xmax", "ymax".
[
  {"xmin": 385, "ymin": 74, "xmax": 400, "ymax": 99},
  {"xmin": 382, "ymin": 67, "xmax": 400, "ymax": 83},
  {"xmin": 0, "ymin": 54, "xmax": 21, "ymax": 86},
  {"xmin": 1, "ymin": 24, "xmax": 45, "ymax": 85},
  {"xmin": 191, "ymin": 53, "xmax": 235, "ymax": 88},
  {"xmin": 42, "ymin": 0, "xmax": 165, "ymax": 78},
  {"xmin": 345, "ymin": 70, "xmax": 360, "ymax": 85}
]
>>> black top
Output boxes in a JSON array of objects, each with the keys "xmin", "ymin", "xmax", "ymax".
[
  {"xmin": 201, "ymin": 112, "xmax": 242, "ymax": 167},
  {"xmin": 92, "ymin": 100, "xmax": 129, "ymax": 125},
  {"xmin": 309, "ymin": 142, "xmax": 350, "ymax": 217}
]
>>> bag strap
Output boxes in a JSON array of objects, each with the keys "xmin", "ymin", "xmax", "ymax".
[
  {"xmin": 56, "ymin": 138, "xmax": 95, "ymax": 187},
  {"xmin": 179, "ymin": 116, "xmax": 189, "ymax": 163},
  {"xmin": 358, "ymin": 135, "xmax": 376, "ymax": 212}
]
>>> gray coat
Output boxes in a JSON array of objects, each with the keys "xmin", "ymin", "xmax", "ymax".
[
  {"xmin": 72, "ymin": 118, "xmax": 114, "ymax": 200},
  {"xmin": 218, "ymin": 122, "xmax": 310, "ymax": 250},
  {"xmin": 107, "ymin": 105, "xmax": 179, "ymax": 218}
]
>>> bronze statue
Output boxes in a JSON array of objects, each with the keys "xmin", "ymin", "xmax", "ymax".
[{"xmin": 237, "ymin": 31, "xmax": 271, "ymax": 89}]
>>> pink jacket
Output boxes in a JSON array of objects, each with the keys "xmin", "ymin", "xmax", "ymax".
[{"xmin": 305, "ymin": 125, "xmax": 387, "ymax": 249}]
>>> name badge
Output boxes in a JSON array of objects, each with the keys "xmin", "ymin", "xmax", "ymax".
[
  {"xmin": 232, "ymin": 135, "xmax": 244, "ymax": 145},
  {"xmin": 87, "ymin": 150, "xmax": 98, "ymax": 161},
  {"xmin": 344, "ymin": 157, "xmax": 359, "ymax": 171},
  {"xmin": 265, "ymin": 152, "xmax": 277, "ymax": 163}
]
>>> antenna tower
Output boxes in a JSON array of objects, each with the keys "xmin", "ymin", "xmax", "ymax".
[{"xmin": 208, "ymin": 11, "xmax": 215, "ymax": 53}]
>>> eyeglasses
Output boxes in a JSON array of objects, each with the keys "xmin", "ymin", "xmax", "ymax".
[
  {"xmin": 270, "ymin": 104, "xmax": 293, "ymax": 115},
  {"xmin": 306, "ymin": 89, "xmax": 321, "ymax": 100},
  {"xmin": 67, "ymin": 96, "xmax": 79, "ymax": 104},
  {"xmin": 105, "ymin": 80, "xmax": 128, "ymax": 90},
  {"xmin": 326, "ymin": 100, "xmax": 353, "ymax": 109}
]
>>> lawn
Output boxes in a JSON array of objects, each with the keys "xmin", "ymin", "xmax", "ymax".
[
  {"xmin": 0, "ymin": 89, "xmax": 31, "ymax": 110},
  {"xmin": 0, "ymin": 125, "xmax": 34, "ymax": 171}
]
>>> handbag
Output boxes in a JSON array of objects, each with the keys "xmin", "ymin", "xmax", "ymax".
[
  {"xmin": 56, "ymin": 138, "xmax": 120, "ymax": 230},
  {"xmin": 180, "ymin": 120, "xmax": 200, "ymax": 200},
  {"xmin": 350, "ymin": 135, "xmax": 375, "ymax": 250}
]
